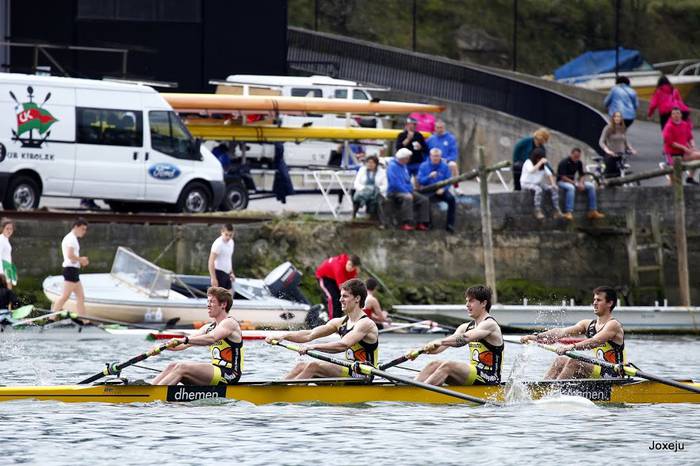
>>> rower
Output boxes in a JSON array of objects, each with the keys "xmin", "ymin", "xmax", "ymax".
[
  {"xmin": 521, "ymin": 286, "xmax": 625, "ymax": 380},
  {"xmin": 265, "ymin": 278, "xmax": 379, "ymax": 380},
  {"xmin": 363, "ymin": 277, "xmax": 392, "ymax": 329},
  {"xmin": 151, "ymin": 286, "xmax": 243, "ymax": 386},
  {"xmin": 414, "ymin": 285, "xmax": 503, "ymax": 386}
]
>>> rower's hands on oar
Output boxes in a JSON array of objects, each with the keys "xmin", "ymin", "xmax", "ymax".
[
  {"xmin": 422, "ymin": 340, "xmax": 442, "ymax": 353},
  {"xmin": 265, "ymin": 335, "xmax": 286, "ymax": 345},
  {"xmin": 150, "ymin": 338, "xmax": 185, "ymax": 354},
  {"xmin": 520, "ymin": 334, "xmax": 538, "ymax": 343},
  {"xmin": 556, "ymin": 344, "xmax": 576, "ymax": 355}
]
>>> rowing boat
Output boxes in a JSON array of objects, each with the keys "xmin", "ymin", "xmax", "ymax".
[{"xmin": 1, "ymin": 378, "xmax": 697, "ymax": 404}]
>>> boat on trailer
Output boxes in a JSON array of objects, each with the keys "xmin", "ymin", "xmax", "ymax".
[
  {"xmin": 42, "ymin": 247, "xmax": 315, "ymax": 329},
  {"xmin": 1, "ymin": 378, "xmax": 698, "ymax": 405}
]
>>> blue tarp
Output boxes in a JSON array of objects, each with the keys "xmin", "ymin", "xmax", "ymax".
[{"xmin": 554, "ymin": 48, "xmax": 645, "ymax": 81}]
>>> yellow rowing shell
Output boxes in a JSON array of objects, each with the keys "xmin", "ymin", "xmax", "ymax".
[
  {"xmin": 163, "ymin": 93, "xmax": 444, "ymax": 114},
  {"xmin": 0, "ymin": 379, "xmax": 698, "ymax": 404},
  {"xmin": 185, "ymin": 124, "xmax": 428, "ymax": 142}
]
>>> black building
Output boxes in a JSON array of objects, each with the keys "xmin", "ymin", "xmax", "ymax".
[{"xmin": 2, "ymin": 0, "xmax": 288, "ymax": 92}]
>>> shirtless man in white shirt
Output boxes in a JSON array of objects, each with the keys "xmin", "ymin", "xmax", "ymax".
[
  {"xmin": 51, "ymin": 218, "xmax": 89, "ymax": 315},
  {"xmin": 208, "ymin": 224, "xmax": 235, "ymax": 291}
]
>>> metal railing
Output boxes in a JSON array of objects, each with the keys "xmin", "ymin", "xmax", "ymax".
[{"xmin": 288, "ymin": 27, "xmax": 608, "ymax": 156}]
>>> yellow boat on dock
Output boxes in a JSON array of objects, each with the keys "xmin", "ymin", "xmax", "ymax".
[{"xmin": 1, "ymin": 378, "xmax": 698, "ymax": 405}]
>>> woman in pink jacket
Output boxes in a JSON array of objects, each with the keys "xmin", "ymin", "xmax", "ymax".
[{"xmin": 648, "ymin": 75, "xmax": 690, "ymax": 131}]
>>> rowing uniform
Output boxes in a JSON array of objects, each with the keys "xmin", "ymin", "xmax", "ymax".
[
  {"xmin": 463, "ymin": 316, "xmax": 503, "ymax": 385},
  {"xmin": 586, "ymin": 319, "xmax": 626, "ymax": 378},
  {"xmin": 337, "ymin": 314, "xmax": 379, "ymax": 378},
  {"xmin": 205, "ymin": 318, "xmax": 243, "ymax": 385}
]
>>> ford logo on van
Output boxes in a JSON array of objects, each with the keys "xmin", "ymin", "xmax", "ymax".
[{"xmin": 149, "ymin": 163, "xmax": 181, "ymax": 180}]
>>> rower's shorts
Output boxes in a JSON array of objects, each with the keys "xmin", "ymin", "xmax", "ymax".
[
  {"xmin": 463, "ymin": 364, "xmax": 500, "ymax": 386},
  {"xmin": 590, "ymin": 364, "xmax": 622, "ymax": 379},
  {"xmin": 340, "ymin": 363, "xmax": 374, "ymax": 381},
  {"xmin": 62, "ymin": 267, "xmax": 80, "ymax": 283},
  {"xmin": 210, "ymin": 365, "xmax": 240, "ymax": 386}
]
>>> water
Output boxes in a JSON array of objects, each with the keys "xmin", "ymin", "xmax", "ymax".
[{"xmin": 1, "ymin": 333, "xmax": 699, "ymax": 465}]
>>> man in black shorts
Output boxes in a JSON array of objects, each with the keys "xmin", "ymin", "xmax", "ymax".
[{"xmin": 51, "ymin": 218, "xmax": 89, "ymax": 315}]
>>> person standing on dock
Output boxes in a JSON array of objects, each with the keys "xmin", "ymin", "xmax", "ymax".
[
  {"xmin": 396, "ymin": 116, "xmax": 428, "ymax": 178},
  {"xmin": 315, "ymin": 253, "xmax": 361, "ymax": 320},
  {"xmin": 208, "ymin": 224, "xmax": 235, "ymax": 291},
  {"xmin": 603, "ymin": 76, "xmax": 639, "ymax": 128},
  {"xmin": 51, "ymin": 219, "xmax": 89, "ymax": 316},
  {"xmin": 413, "ymin": 285, "xmax": 503, "ymax": 386},
  {"xmin": 152, "ymin": 286, "xmax": 243, "ymax": 386},
  {"xmin": 266, "ymin": 278, "xmax": 379, "ymax": 380},
  {"xmin": 0, "ymin": 218, "xmax": 16, "ymax": 289},
  {"xmin": 521, "ymin": 286, "xmax": 626, "ymax": 380}
]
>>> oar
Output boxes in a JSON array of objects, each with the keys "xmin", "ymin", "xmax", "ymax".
[
  {"xmin": 78, "ymin": 340, "xmax": 178, "ymax": 385},
  {"xmin": 11, "ymin": 305, "xmax": 35, "ymax": 320},
  {"xmin": 11, "ymin": 310, "xmax": 74, "ymax": 327},
  {"xmin": 378, "ymin": 348, "xmax": 426, "ymax": 370},
  {"xmin": 73, "ymin": 314, "xmax": 181, "ymax": 331},
  {"xmin": 270, "ymin": 340, "xmax": 500, "ymax": 406},
  {"xmin": 506, "ymin": 337, "xmax": 700, "ymax": 395}
]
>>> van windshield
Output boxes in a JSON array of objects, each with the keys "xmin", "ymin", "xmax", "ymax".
[{"xmin": 149, "ymin": 111, "xmax": 196, "ymax": 159}]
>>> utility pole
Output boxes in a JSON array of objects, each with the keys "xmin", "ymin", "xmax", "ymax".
[
  {"xmin": 412, "ymin": 0, "xmax": 417, "ymax": 51},
  {"xmin": 314, "ymin": 0, "xmax": 319, "ymax": 31},
  {"xmin": 512, "ymin": 0, "xmax": 518, "ymax": 71},
  {"xmin": 614, "ymin": 0, "xmax": 621, "ymax": 77}
]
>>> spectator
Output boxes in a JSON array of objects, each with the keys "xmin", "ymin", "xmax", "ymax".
[
  {"xmin": 648, "ymin": 75, "xmax": 690, "ymax": 131},
  {"xmin": 386, "ymin": 148, "xmax": 430, "ymax": 231},
  {"xmin": 212, "ymin": 143, "xmax": 233, "ymax": 172},
  {"xmin": 395, "ymin": 117, "xmax": 428, "ymax": 177},
  {"xmin": 512, "ymin": 128, "xmax": 550, "ymax": 191},
  {"xmin": 0, "ymin": 274, "xmax": 19, "ymax": 310},
  {"xmin": 363, "ymin": 277, "xmax": 392, "ymax": 329},
  {"xmin": 208, "ymin": 224, "xmax": 235, "ymax": 291},
  {"xmin": 599, "ymin": 111, "xmax": 637, "ymax": 177},
  {"xmin": 427, "ymin": 120, "xmax": 462, "ymax": 194},
  {"xmin": 352, "ymin": 155, "xmax": 387, "ymax": 219},
  {"xmin": 603, "ymin": 76, "xmax": 639, "ymax": 128},
  {"xmin": 520, "ymin": 148, "xmax": 562, "ymax": 220},
  {"xmin": 408, "ymin": 111, "xmax": 436, "ymax": 133},
  {"xmin": 557, "ymin": 148, "xmax": 605, "ymax": 221},
  {"xmin": 0, "ymin": 218, "xmax": 16, "ymax": 288},
  {"xmin": 418, "ymin": 148, "xmax": 457, "ymax": 233},
  {"xmin": 663, "ymin": 107, "xmax": 700, "ymax": 184},
  {"xmin": 51, "ymin": 218, "xmax": 89, "ymax": 316},
  {"xmin": 315, "ymin": 253, "xmax": 361, "ymax": 320}
]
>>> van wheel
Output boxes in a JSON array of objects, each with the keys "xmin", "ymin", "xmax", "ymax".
[
  {"xmin": 222, "ymin": 181, "xmax": 249, "ymax": 211},
  {"xmin": 4, "ymin": 176, "xmax": 40, "ymax": 210},
  {"xmin": 176, "ymin": 182, "xmax": 211, "ymax": 213}
]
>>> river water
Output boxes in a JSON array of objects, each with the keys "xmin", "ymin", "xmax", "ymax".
[{"xmin": 1, "ymin": 332, "xmax": 699, "ymax": 465}]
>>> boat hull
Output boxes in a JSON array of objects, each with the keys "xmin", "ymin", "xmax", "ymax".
[{"xmin": 1, "ymin": 379, "xmax": 697, "ymax": 405}]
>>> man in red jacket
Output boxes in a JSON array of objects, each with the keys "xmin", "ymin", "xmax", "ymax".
[{"xmin": 316, "ymin": 254, "xmax": 361, "ymax": 319}]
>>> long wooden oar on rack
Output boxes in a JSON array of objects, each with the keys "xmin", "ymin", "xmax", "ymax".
[
  {"xmin": 78, "ymin": 341, "xmax": 178, "ymax": 385},
  {"xmin": 505, "ymin": 337, "xmax": 700, "ymax": 395},
  {"xmin": 270, "ymin": 340, "xmax": 500, "ymax": 406}
]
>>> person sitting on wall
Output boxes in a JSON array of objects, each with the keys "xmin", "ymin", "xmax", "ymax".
[
  {"xmin": 520, "ymin": 147, "xmax": 562, "ymax": 220},
  {"xmin": 556, "ymin": 148, "xmax": 605, "ymax": 221},
  {"xmin": 417, "ymin": 148, "xmax": 457, "ymax": 233},
  {"xmin": 395, "ymin": 117, "xmax": 428, "ymax": 178},
  {"xmin": 386, "ymin": 148, "xmax": 430, "ymax": 231},
  {"xmin": 352, "ymin": 155, "xmax": 387, "ymax": 219}
]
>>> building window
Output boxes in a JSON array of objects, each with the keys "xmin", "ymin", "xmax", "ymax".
[
  {"xmin": 77, "ymin": 107, "xmax": 143, "ymax": 147},
  {"xmin": 77, "ymin": 0, "xmax": 201, "ymax": 23}
]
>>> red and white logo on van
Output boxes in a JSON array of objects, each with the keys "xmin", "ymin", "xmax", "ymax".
[{"xmin": 9, "ymin": 86, "xmax": 58, "ymax": 148}]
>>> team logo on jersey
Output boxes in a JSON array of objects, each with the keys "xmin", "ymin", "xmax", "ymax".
[
  {"xmin": 148, "ymin": 163, "xmax": 181, "ymax": 180},
  {"xmin": 9, "ymin": 86, "xmax": 58, "ymax": 148}
]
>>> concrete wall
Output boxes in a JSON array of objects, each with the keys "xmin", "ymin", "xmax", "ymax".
[{"xmin": 11, "ymin": 186, "xmax": 700, "ymax": 306}]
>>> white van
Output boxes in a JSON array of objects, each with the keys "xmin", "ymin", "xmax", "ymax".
[
  {"xmin": 210, "ymin": 74, "xmax": 385, "ymax": 167},
  {"xmin": 0, "ymin": 73, "xmax": 224, "ymax": 212}
]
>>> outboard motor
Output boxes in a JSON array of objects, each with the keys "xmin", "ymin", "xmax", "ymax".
[{"xmin": 264, "ymin": 262, "xmax": 310, "ymax": 305}]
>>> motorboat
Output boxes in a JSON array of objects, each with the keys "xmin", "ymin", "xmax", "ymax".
[
  {"xmin": 554, "ymin": 48, "xmax": 700, "ymax": 100},
  {"xmin": 43, "ymin": 247, "xmax": 317, "ymax": 329}
]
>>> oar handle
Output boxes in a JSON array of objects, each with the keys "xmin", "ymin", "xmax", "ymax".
[
  {"xmin": 78, "ymin": 341, "xmax": 177, "ymax": 385},
  {"xmin": 378, "ymin": 348, "xmax": 425, "ymax": 370}
]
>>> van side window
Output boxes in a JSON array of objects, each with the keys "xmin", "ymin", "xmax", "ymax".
[
  {"xmin": 291, "ymin": 88, "xmax": 322, "ymax": 98},
  {"xmin": 334, "ymin": 89, "xmax": 348, "ymax": 99},
  {"xmin": 76, "ymin": 108, "xmax": 143, "ymax": 146},
  {"xmin": 149, "ymin": 111, "xmax": 196, "ymax": 159},
  {"xmin": 353, "ymin": 90, "xmax": 369, "ymax": 100}
]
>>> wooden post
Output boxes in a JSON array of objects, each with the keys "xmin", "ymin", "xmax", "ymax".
[
  {"xmin": 175, "ymin": 225, "xmax": 186, "ymax": 274},
  {"xmin": 625, "ymin": 209, "xmax": 639, "ymax": 290},
  {"xmin": 672, "ymin": 156, "xmax": 691, "ymax": 306},
  {"xmin": 478, "ymin": 144, "xmax": 497, "ymax": 303}
]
